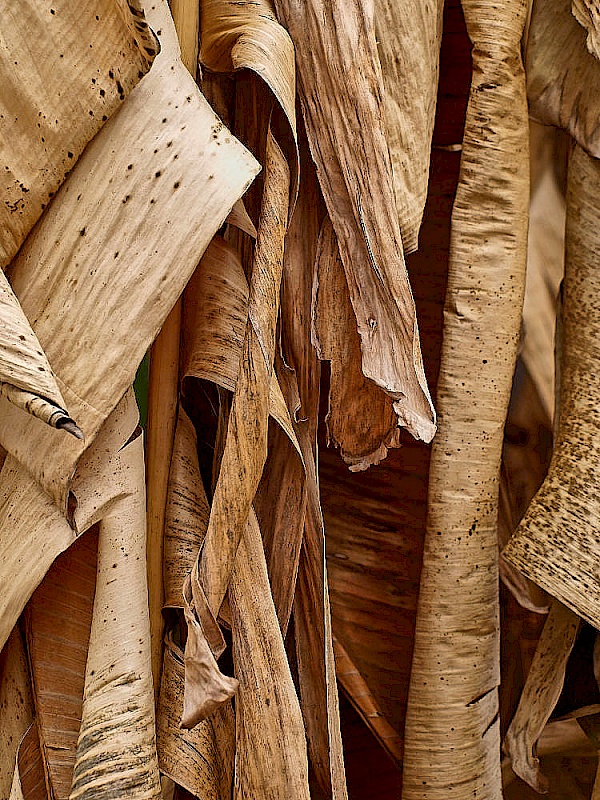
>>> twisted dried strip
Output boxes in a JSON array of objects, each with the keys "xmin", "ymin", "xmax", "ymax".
[{"xmin": 402, "ymin": 0, "xmax": 529, "ymax": 796}]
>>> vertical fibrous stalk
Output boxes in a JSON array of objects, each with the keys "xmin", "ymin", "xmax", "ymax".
[{"xmin": 402, "ymin": 0, "xmax": 529, "ymax": 797}]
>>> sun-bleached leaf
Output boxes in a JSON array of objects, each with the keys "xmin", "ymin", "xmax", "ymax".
[
  {"xmin": 376, "ymin": 0, "xmax": 444, "ymax": 253},
  {"xmin": 503, "ymin": 145, "xmax": 600, "ymax": 629},
  {"xmin": 0, "ymin": 0, "xmax": 259, "ymax": 513},
  {"xmin": 402, "ymin": 0, "xmax": 530, "ymax": 795},
  {"xmin": 273, "ymin": 0, "xmax": 435, "ymax": 446}
]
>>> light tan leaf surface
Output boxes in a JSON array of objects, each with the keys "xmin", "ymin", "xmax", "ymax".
[
  {"xmin": 502, "ymin": 145, "xmax": 600, "ymax": 629},
  {"xmin": 0, "ymin": 0, "xmax": 259, "ymax": 513},
  {"xmin": 0, "ymin": 0, "xmax": 157, "ymax": 267},
  {"xmin": 70, "ymin": 434, "xmax": 161, "ymax": 800},
  {"xmin": 503, "ymin": 601, "xmax": 581, "ymax": 792},
  {"xmin": 0, "ymin": 391, "xmax": 138, "ymax": 654},
  {"xmin": 157, "ymin": 638, "xmax": 234, "ymax": 800},
  {"xmin": 376, "ymin": 0, "xmax": 444, "ymax": 253},
  {"xmin": 273, "ymin": 0, "xmax": 435, "ymax": 445},
  {"xmin": 573, "ymin": 0, "xmax": 600, "ymax": 61},
  {"xmin": 527, "ymin": 0, "xmax": 600, "ymax": 157},
  {"xmin": 195, "ymin": 130, "xmax": 289, "ymax": 620},
  {"xmin": 0, "ymin": 630, "xmax": 34, "ymax": 800},
  {"xmin": 230, "ymin": 509, "xmax": 310, "ymax": 800},
  {"xmin": 312, "ymin": 217, "xmax": 401, "ymax": 471},
  {"xmin": 402, "ymin": 0, "xmax": 530, "ymax": 796},
  {"xmin": 24, "ymin": 529, "xmax": 98, "ymax": 799}
]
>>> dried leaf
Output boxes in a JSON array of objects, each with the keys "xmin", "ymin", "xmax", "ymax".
[
  {"xmin": 376, "ymin": 0, "xmax": 444, "ymax": 253},
  {"xmin": 402, "ymin": 0, "xmax": 530, "ymax": 795},
  {"xmin": 24, "ymin": 529, "xmax": 98, "ymax": 799},
  {"xmin": 0, "ymin": 630, "xmax": 34, "ymax": 800},
  {"xmin": 0, "ymin": 0, "xmax": 259, "ymax": 513},
  {"xmin": 0, "ymin": 0, "xmax": 157, "ymax": 267},
  {"xmin": 502, "ymin": 145, "xmax": 600, "ymax": 629},
  {"xmin": 229, "ymin": 509, "xmax": 310, "ymax": 800},
  {"xmin": 527, "ymin": 0, "xmax": 600, "ymax": 156},
  {"xmin": 273, "ymin": 0, "xmax": 435, "ymax": 444},
  {"xmin": 70, "ymin": 434, "xmax": 161, "ymax": 800},
  {"xmin": 572, "ymin": 0, "xmax": 600, "ymax": 61},
  {"xmin": 312, "ymin": 217, "xmax": 401, "ymax": 470},
  {"xmin": 504, "ymin": 601, "xmax": 581, "ymax": 792}
]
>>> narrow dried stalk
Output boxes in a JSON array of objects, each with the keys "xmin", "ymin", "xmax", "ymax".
[
  {"xmin": 503, "ymin": 145, "xmax": 600, "ymax": 628},
  {"xmin": 402, "ymin": 0, "xmax": 530, "ymax": 796}
]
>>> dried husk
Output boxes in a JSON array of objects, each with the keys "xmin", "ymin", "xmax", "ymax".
[
  {"xmin": 0, "ymin": 0, "xmax": 157, "ymax": 267},
  {"xmin": 24, "ymin": 529, "xmax": 98, "ymax": 798},
  {"xmin": 402, "ymin": 0, "xmax": 530, "ymax": 796},
  {"xmin": 503, "ymin": 601, "xmax": 581, "ymax": 792},
  {"xmin": 229, "ymin": 509, "xmax": 310, "ymax": 800},
  {"xmin": 502, "ymin": 145, "xmax": 600, "ymax": 629},
  {"xmin": 0, "ymin": 0, "xmax": 259, "ymax": 513},
  {"xmin": 70, "ymin": 433, "xmax": 161, "ymax": 800},
  {"xmin": 527, "ymin": 0, "xmax": 600, "ymax": 157},
  {"xmin": 157, "ymin": 638, "xmax": 235, "ymax": 800},
  {"xmin": 0, "ymin": 629, "xmax": 34, "ymax": 799},
  {"xmin": 273, "ymin": 0, "xmax": 436, "ymax": 446},
  {"xmin": 376, "ymin": 0, "xmax": 444, "ymax": 253},
  {"xmin": 572, "ymin": 0, "xmax": 600, "ymax": 61},
  {"xmin": 312, "ymin": 217, "xmax": 401, "ymax": 470},
  {"xmin": 0, "ymin": 390, "xmax": 138, "ymax": 654}
]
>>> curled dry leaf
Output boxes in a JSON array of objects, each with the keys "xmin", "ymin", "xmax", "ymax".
[
  {"xmin": 503, "ymin": 601, "xmax": 581, "ymax": 792},
  {"xmin": 0, "ymin": 0, "xmax": 259, "ymax": 513},
  {"xmin": 402, "ymin": 0, "xmax": 530, "ymax": 796},
  {"xmin": 273, "ymin": 0, "xmax": 436, "ymax": 445},
  {"xmin": 376, "ymin": 0, "xmax": 444, "ymax": 253},
  {"xmin": 230, "ymin": 509, "xmax": 310, "ymax": 800},
  {"xmin": 0, "ymin": 0, "xmax": 157, "ymax": 267},
  {"xmin": 312, "ymin": 217, "xmax": 401, "ymax": 471},
  {"xmin": 70, "ymin": 434, "xmax": 161, "ymax": 800},
  {"xmin": 527, "ymin": 0, "xmax": 600, "ymax": 156},
  {"xmin": 502, "ymin": 145, "xmax": 600, "ymax": 629}
]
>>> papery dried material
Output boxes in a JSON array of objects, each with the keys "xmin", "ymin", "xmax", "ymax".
[
  {"xmin": 402, "ymin": 0, "xmax": 530, "ymax": 796},
  {"xmin": 0, "ymin": 0, "xmax": 157, "ymax": 267},
  {"xmin": 0, "ymin": 0, "xmax": 259, "ymax": 513}
]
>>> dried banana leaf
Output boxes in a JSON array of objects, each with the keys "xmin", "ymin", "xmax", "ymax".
[
  {"xmin": 376, "ymin": 0, "xmax": 444, "ymax": 253},
  {"xmin": 0, "ymin": 270, "xmax": 79, "ymax": 433},
  {"xmin": 573, "ymin": 0, "xmax": 600, "ymax": 61},
  {"xmin": 273, "ymin": 0, "xmax": 436, "ymax": 445},
  {"xmin": 0, "ymin": 0, "xmax": 157, "ymax": 267},
  {"xmin": 0, "ymin": 629, "xmax": 34, "ymax": 800},
  {"xmin": 70, "ymin": 434, "xmax": 161, "ymax": 800},
  {"xmin": 157, "ymin": 639, "xmax": 234, "ymax": 800},
  {"xmin": 504, "ymin": 601, "xmax": 581, "ymax": 792},
  {"xmin": 230, "ymin": 509, "xmax": 310, "ymax": 799},
  {"xmin": 402, "ymin": 0, "xmax": 529, "ymax": 795},
  {"xmin": 0, "ymin": 0, "xmax": 259, "ymax": 512},
  {"xmin": 527, "ymin": 0, "xmax": 600, "ymax": 156},
  {"xmin": 502, "ymin": 146, "xmax": 600, "ymax": 629},
  {"xmin": 0, "ymin": 390, "xmax": 138, "ymax": 653},
  {"xmin": 312, "ymin": 217, "xmax": 400, "ymax": 470},
  {"xmin": 24, "ymin": 528, "xmax": 98, "ymax": 798}
]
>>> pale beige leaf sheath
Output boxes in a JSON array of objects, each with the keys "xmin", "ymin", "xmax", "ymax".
[
  {"xmin": 527, "ymin": 0, "xmax": 600, "ymax": 156},
  {"xmin": 70, "ymin": 434, "xmax": 161, "ymax": 800},
  {"xmin": 504, "ymin": 601, "xmax": 580, "ymax": 792},
  {"xmin": 0, "ymin": 391, "xmax": 138, "ymax": 653},
  {"xmin": 273, "ymin": 0, "xmax": 435, "ymax": 445},
  {"xmin": 376, "ymin": 0, "xmax": 444, "ymax": 253},
  {"xmin": 402, "ymin": 0, "xmax": 529, "ymax": 797},
  {"xmin": 0, "ymin": 0, "xmax": 157, "ymax": 267},
  {"xmin": 0, "ymin": 0, "xmax": 259, "ymax": 513},
  {"xmin": 502, "ymin": 145, "xmax": 600, "ymax": 628},
  {"xmin": 0, "ymin": 629, "xmax": 34, "ymax": 800}
]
